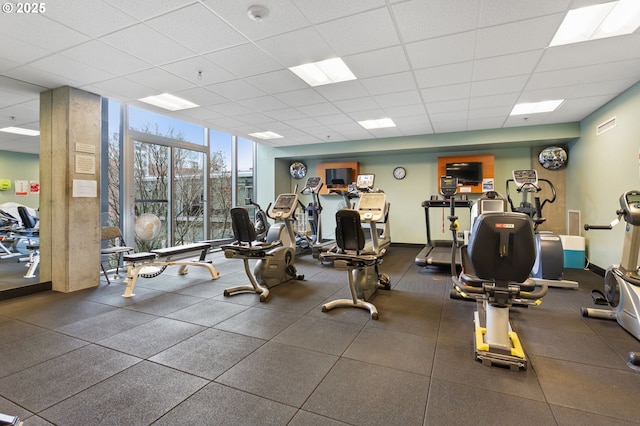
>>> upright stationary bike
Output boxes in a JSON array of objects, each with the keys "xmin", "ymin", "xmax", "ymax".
[{"xmin": 581, "ymin": 190, "xmax": 640, "ymax": 370}]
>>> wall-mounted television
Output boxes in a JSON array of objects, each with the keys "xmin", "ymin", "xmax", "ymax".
[
  {"xmin": 326, "ymin": 168, "xmax": 352, "ymax": 188},
  {"xmin": 445, "ymin": 162, "xmax": 483, "ymax": 185}
]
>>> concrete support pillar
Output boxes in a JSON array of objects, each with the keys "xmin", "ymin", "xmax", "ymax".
[{"xmin": 40, "ymin": 87, "xmax": 101, "ymax": 292}]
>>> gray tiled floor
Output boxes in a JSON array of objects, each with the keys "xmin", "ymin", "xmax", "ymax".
[{"xmin": 1, "ymin": 245, "xmax": 640, "ymax": 425}]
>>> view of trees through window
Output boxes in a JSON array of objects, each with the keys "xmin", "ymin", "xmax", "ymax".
[{"xmin": 102, "ymin": 100, "xmax": 254, "ymax": 254}]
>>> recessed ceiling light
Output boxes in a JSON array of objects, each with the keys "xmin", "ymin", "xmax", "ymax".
[
  {"xmin": 0, "ymin": 126, "xmax": 40, "ymax": 136},
  {"xmin": 138, "ymin": 93, "xmax": 199, "ymax": 111},
  {"xmin": 248, "ymin": 131, "xmax": 283, "ymax": 140},
  {"xmin": 549, "ymin": 0, "xmax": 640, "ymax": 47},
  {"xmin": 358, "ymin": 118, "xmax": 396, "ymax": 129},
  {"xmin": 289, "ymin": 58, "xmax": 356, "ymax": 87},
  {"xmin": 510, "ymin": 100, "xmax": 564, "ymax": 116}
]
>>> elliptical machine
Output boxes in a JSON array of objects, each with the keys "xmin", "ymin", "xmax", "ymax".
[
  {"xmin": 506, "ymin": 169, "xmax": 578, "ymax": 289},
  {"xmin": 223, "ymin": 192, "xmax": 304, "ymax": 302},
  {"xmin": 245, "ymin": 198, "xmax": 270, "ymax": 242},
  {"xmin": 581, "ymin": 190, "xmax": 640, "ymax": 371}
]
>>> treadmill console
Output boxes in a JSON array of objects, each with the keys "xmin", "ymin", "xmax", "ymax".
[
  {"xmin": 356, "ymin": 174, "xmax": 375, "ymax": 191},
  {"xmin": 512, "ymin": 169, "xmax": 538, "ymax": 188},
  {"xmin": 440, "ymin": 176, "xmax": 458, "ymax": 197}
]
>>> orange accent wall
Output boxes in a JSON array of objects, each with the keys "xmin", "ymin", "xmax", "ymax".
[
  {"xmin": 315, "ymin": 161, "xmax": 359, "ymax": 195},
  {"xmin": 437, "ymin": 154, "xmax": 494, "ymax": 194}
]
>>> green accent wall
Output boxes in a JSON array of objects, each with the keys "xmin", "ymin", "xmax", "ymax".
[
  {"xmin": 0, "ymin": 151, "xmax": 39, "ymax": 209},
  {"xmin": 568, "ymin": 81, "xmax": 640, "ymax": 268}
]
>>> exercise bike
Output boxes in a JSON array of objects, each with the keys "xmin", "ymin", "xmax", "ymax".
[
  {"xmin": 506, "ymin": 169, "xmax": 578, "ymax": 289},
  {"xmin": 581, "ymin": 190, "xmax": 640, "ymax": 371},
  {"xmin": 223, "ymin": 192, "xmax": 304, "ymax": 301},
  {"xmin": 448, "ymin": 175, "xmax": 548, "ymax": 370}
]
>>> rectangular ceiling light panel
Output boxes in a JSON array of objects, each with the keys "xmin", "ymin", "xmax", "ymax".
[
  {"xmin": 0, "ymin": 126, "xmax": 40, "ymax": 136},
  {"xmin": 358, "ymin": 118, "xmax": 396, "ymax": 129},
  {"xmin": 248, "ymin": 131, "xmax": 283, "ymax": 139},
  {"xmin": 138, "ymin": 93, "xmax": 199, "ymax": 111},
  {"xmin": 510, "ymin": 100, "xmax": 564, "ymax": 116},
  {"xmin": 550, "ymin": 1, "xmax": 640, "ymax": 46},
  {"xmin": 289, "ymin": 58, "xmax": 356, "ymax": 87}
]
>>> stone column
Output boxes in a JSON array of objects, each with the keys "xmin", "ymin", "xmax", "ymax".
[{"xmin": 40, "ymin": 86, "xmax": 101, "ymax": 292}]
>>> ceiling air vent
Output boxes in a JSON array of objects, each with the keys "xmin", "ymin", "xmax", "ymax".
[{"xmin": 596, "ymin": 116, "xmax": 616, "ymax": 135}]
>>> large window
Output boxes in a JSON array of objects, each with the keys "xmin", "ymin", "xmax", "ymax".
[{"xmin": 101, "ymin": 100, "xmax": 256, "ymax": 252}]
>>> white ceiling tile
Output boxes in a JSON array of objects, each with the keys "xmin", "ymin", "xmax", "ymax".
[
  {"xmin": 147, "ymin": 4, "xmax": 247, "ymax": 54},
  {"xmin": 471, "ymin": 75, "xmax": 529, "ymax": 97},
  {"xmin": 297, "ymin": 102, "xmax": 342, "ymax": 117},
  {"xmin": 105, "ymin": 0, "xmax": 197, "ymax": 20},
  {"xmin": 292, "ymin": 0, "xmax": 386, "ymax": 24},
  {"xmin": 406, "ymin": 32, "xmax": 476, "ymax": 69},
  {"xmin": 275, "ymin": 88, "xmax": 326, "ymax": 107},
  {"xmin": 415, "ymin": 62, "xmax": 473, "ymax": 89},
  {"xmin": 314, "ymin": 81, "xmax": 370, "ymax": 102},
  {"xmin": 100, "ymin": 24, "xmax": 196, "ymax": 66},
  {"xmin": 374, "ymin": 91, "xmax": 422, "ymax": 108},
  {"xmin": 206, "ymin": 79, "xmax": 266, "ymax": 100},
  {"xmin": 478, "ymin": 0, "xmax": 571, "ymax": 27},
  {"xmin": 469, "ymin": 92, "xmax": 519, "ymax": 109},
  {"xmin": 538, "ymin": 36, "xmax": 640, "ymax": 72},
  {"xmin": 361, "ymin": 72, "xmax": 416, "ymax": 95},
  {"xmin": 28, "ymin": 55, "xmax": 116, "ymax": 86},
  {"xmin": 468, "ymin": 116, "xmax": 507, "ymax": 131},
  {"xmin": 473, "ymin": 51, "xmax": 543, "ymax": 81},
  {"xmin": 0, "ymin": 14, "xmax": 89, "ymax": 52},
  {"xmin": 162, "ymin": 57, "xmax": 235, "ymax": 86},
  {"xmin": 344, "ymin": 46, "xmax": 410, "ymax": 79},
  {"xmin": 393, "ymin": 0, "xmax": 480, "ymax": 42},
  {"xmin": 45, "ymin": 0, "xmax": 136, "ymax": 37},
  {"xmin": 0, "ymin": 33, "xmax": 52, "ymax": 64},
  {"xmin": 383, "ymin": 103, "xmax": 427, "ymax": 117},
  {"xmin": 263, "ymin": 108, "xmax": 307, "ymax": 121},
  {"xmin": 206, "ymin": 102, "xmax": 253, "ymax": 117},
  {"xmin": 125, "ymin": 68, "xmax": 195, "ymax": 93},
  {"xmin": 474, "ymin": 15, "xmax": 563, "ymax": 59},
  {"xmin": 62, "ymin": 41, "xmax": 153, "ymax": 76},
  {"xmin": 205, "ymin": 44, "xmax": 283, "ymax": 78},
  {"xmin": 89, "ymin": 78, "xmax": 156, "ymax": 101},
  {"xmin": 256, "ymin": 27, "xmax": 335, "ymax": 67},
  {"xmin": 425, "ymin": 99, "xmax": 468, "ymax": 114},
  {"xmin": 239, "ymin": 95, "xmax": 289, "ymax": 112},
  {"xmin": 173, "ymin": 87, "xmax": 229, "ymax": 107},
  {"xmin": 333, "ymin": 97, "xmax": 379, "ymax": 113},
  {"xmin": 244, "ymin": 70, "xmax": 308, "ymax": 95},
  {"xmin": 421, "ymin": 83, "xmax": 471, "ymax": 103},
  {"xmin": 316, "ymin": 8, "xmax": 400, "ymax": 56},
  {"xmin": 200, "ymin": 0, "xmax": 310, "ymax": 41}
]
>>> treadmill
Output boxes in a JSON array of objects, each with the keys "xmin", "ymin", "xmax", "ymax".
[{"xmin": 415, "ymin": 177, "xmax": 473, "ymax": 267}]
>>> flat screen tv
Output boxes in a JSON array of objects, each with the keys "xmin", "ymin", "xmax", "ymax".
[
  {"xmin": 326, "ymin": 168, "xmax": 352, "ymax": 188},
  {"xmin": 445, "ymin": 162, "xmax": 483, "ymax": 185}
]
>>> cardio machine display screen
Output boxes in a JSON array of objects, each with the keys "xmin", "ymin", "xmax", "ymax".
[
  {"xmin": 273, "ymin": 194, "xmax": 296, "ymax": 210},
  {"xmin": 626, "ymin": 193, "xmax": 640, "ymax": 207}
]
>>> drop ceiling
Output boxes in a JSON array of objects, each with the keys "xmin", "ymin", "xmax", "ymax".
[{"xmin": 1, "ymin": 0, "xmax": 639, "ymax": 155}]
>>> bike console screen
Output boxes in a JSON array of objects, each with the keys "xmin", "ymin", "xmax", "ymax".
[{"xmin": 512, "ymin": 169, "xmax": 538, "ymax": 188}]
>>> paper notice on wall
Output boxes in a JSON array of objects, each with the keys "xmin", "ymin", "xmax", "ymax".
[
  {"xmin": 15, "ymin": 180, "xmax": 28, "ymax": 196},
  {"xmin": 72, "ymin": 179, "xmax": 97, "ymax": 197},
  {"xmin": 30, "ymin": 181, "xmax": 40, "ymax": 194}
]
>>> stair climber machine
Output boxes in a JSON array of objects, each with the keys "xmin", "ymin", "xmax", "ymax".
[
  {"xmin": 223, "ymin": 192, "xmax": 304, "ymax": 302},
  {"xmin": 415, "ymin": 177, "xmax": 473, "ymax": 268},
  {"xmin": 506, "ymin": 169, "xmax": 578, "ymax": 289},
  {"xmin": 448, "ymin": 176, "xmax": 549, "ymax": 370},
  {"xmin": 581, "ymin": 190, "xmax": 640, "ymax": 371}
]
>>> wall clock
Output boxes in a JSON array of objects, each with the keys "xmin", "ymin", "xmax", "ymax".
[
  {"xmin": 393, "ymin": 166, "xmax": 406, "ymax": 180},
  {"xmin": 289, "ymin": 161, "xmax": 307, "ymax": 179}
]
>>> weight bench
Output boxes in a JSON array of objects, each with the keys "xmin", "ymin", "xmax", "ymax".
[{"xmin": 121, "ymin": 242, "xmax": 220, "ymax": 297}]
